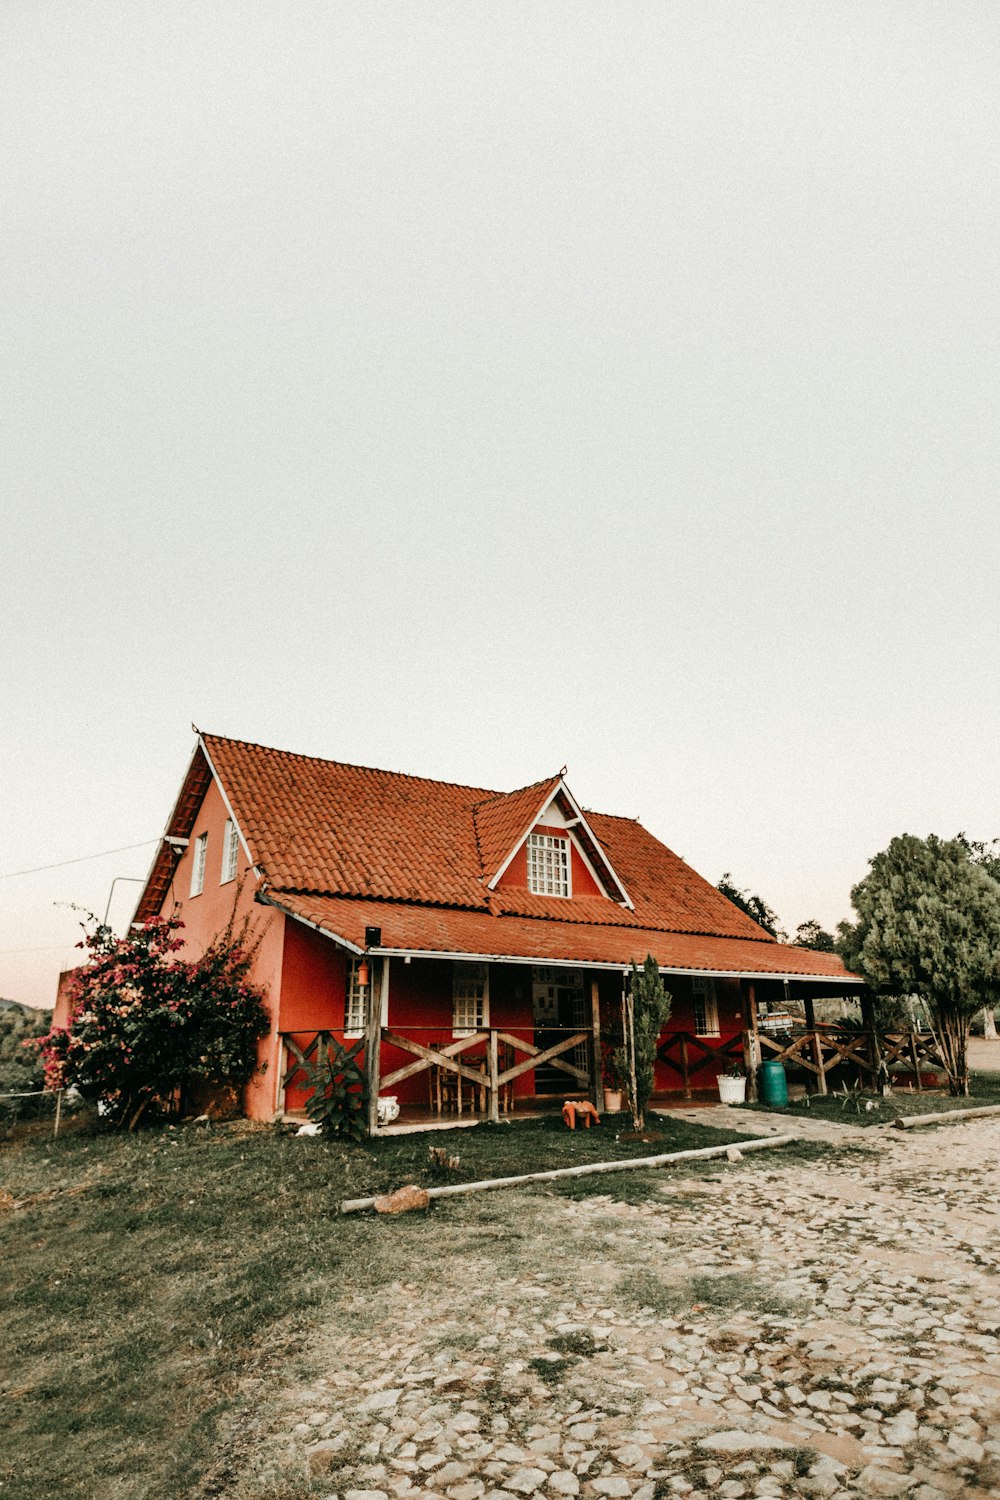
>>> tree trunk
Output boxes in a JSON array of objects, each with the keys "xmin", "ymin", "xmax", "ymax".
[
  {"xmin": 625, "ymin": 990, "xmax": 641, "ymax": 1130},
  {"xmin": 933, "ymin": 1008, "xmax": 971, "ymax": 1096}
]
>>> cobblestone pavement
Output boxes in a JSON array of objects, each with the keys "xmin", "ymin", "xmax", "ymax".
[{"xmin": 233, "ymin": 1117, "xmax": 1000, "ymax": 1500}]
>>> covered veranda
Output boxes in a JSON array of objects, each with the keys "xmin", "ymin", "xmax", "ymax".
[{"xmin": 276, "ymin": 945, "xmax": 880, "ymax": 1135}]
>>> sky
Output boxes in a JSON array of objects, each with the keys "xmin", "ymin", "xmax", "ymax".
[{"xmin": 2, "ymin": 2, "xmax": 999, "ymax": 1010}]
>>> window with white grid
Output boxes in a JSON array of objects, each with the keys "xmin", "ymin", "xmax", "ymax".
[
  {"xmin": 190, "ymin": 832, "xmax": 208, "ymax": 897},
  {"xmin": 220, "ymin": 819, "xmax": 240, "ymax": 884},
  {"xmin": 453, "ymin": 962, "xmax": 488, "ymax": 1036},
  {"xmin": 344, "ymin": 959, "xmax": 366, "ymax": 1038},
  {"xmin": 526, "ymin": 833, "xmax": 571, "ymax": 897},
  {"xmin": 692, "ymin": 976, "xmax": 720, "ymax": 1036}
]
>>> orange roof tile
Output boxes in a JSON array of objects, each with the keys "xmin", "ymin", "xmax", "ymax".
[
  {"xmin": 266, "ymin": 893, "xmax": 859, "ymax": 983},
  {"xmin": 202, "ymin": 734, "xmax": 493, "ymax": 909},
  {"xmin": 134, "ymin": 732, "xmax": 859, "ymax": 983},
  {"xmin": 473, "ymin": 776, "xmax": 561, "ymax": 880}
]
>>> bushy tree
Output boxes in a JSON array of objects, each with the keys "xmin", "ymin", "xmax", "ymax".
[
  {"xmin": 717, "ymin": 874, "xmax": 786, "ymax": 942},
  {"xmin": 620, "ymin": 955, "xmax": 672, "ymax": 1130},
  {"xmin": 38, "ymin": 913, "xmax": 269, "ymax": 1128},
  {"xmin": 793, "ymin": 919, "xmax": 835, "ymax": 952},
  {"xmin": 958, "ymin": 837, "xmax": 1000, "ymax": 1038},
  {"xmin": 839, "ymin": 834, "xmax": 1000, "ymax": 1095}
]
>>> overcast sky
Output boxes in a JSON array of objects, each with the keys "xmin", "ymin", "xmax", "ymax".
[{"xmin": 2, "ymin": 3, "xmax": 998, "ymax": 1009}]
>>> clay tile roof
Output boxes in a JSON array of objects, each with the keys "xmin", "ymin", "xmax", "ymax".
[
  {"xmin": 473, "ymin": 775, "xmax": 561, "ymax": 881},
  {"xmin": 202, "ymin": 734, "xmax": 494, "ymax": 910},
  {"xmin": 266, "ymin": 893, "xmax": 859, "ymax": 982},
  {"xmin": 135, "ymin": 732, "xmax": 859, "ymax": 983},
  {"xmin": 584, "ymin": 813, "xmax": 768, "ymax": 940}
]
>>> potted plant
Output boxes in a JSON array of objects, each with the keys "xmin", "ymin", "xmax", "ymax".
[
  {"xmin": 717, "ymin": 1064, "xmax": 747, "ymax": 1105},
  {"xmin": 601, "ymin": 1039, "xmax": 627, "ymax": 1113}
]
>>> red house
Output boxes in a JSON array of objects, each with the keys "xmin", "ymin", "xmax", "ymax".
[{"xmin": 131, "ymin": 732, "xmax": 861, "ymax": 1127}]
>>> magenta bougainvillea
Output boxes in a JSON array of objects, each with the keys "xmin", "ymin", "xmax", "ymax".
[{"xmin": 38, "ymin": 913, "xmax": 269, "ymax": 1128}]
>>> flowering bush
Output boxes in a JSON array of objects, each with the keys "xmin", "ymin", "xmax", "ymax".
[{"xmin": 37, "ymin": 913, "xmax": 269, "ymax": 1128}]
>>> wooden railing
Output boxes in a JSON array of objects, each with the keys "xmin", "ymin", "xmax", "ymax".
[
  {"xmin": 758, "ymin": 1025, "xmax": 946, "ymax": 1095},
  {"xmin": 279, "ymin": 1026, "xmax": 594, "ymax": 1128},
  {"xmin": 379, "ymin": 1027, "xmax": 591, "ymax": 1124},
  {"xmin": 656, "ymin": 1030, "xmax": 745, "ymax": 1098},
  {"xmin": 659, "ymin": 1026, "xmax": 947, "ymax": 1100}
]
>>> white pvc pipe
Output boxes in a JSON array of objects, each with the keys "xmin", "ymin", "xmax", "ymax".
[{"xmin": 340, "ymin": 1133, "xmax": 796, "ymax": 1213}]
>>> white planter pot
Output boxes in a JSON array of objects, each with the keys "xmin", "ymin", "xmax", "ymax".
[
  {"xmin": 603, "ymin": 1089, "xmax": 624, "ymax": 1113},
  {"xmin": 376, "ymin": 1095, "xmax": 400, "ymax": 1125},
  {"xmin": 717, "ymin": 1075, "xmax": 747, "ymax": 1105}
]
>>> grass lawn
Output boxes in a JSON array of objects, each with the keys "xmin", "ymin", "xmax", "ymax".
[
  {"xmin": 0, "ymin": 1110, "xmax": 829, "ymax": 1500},
  {"xmin": 738, "ymin": 1073, "xmax": 1000, "ymax": 1126}
]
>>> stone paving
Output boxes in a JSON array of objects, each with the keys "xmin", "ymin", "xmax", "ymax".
[{"xmin": 232, "ymin": 1115, "xmax": 1000, "ymax": 1500}]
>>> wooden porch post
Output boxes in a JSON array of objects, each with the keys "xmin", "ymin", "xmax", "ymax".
[
  {"xmin": 799, "ymin": 986, "xmax": 826, "ymax": 1094},
  {"xmin": 860, "ymin": 988, "xmax": 880, "ymax": 1089},
  {"xmin": 909, "ymin": 1029, "xmax": 923, "ymax": 1091},
  {"xmin": 487, "ymin": 1028, "xmax": 500, "ymax": 1124},
  {"xmin": 680, "ymin": 1035, "xmax": 691, "ymax": 1100},
  {"xmin": 741, "ymin": 980, "xmax": 760, "ymax": 1102},
  {"xmin": 274, "ymin": 1036, "xmax": 288, "ymax": 1119},
  {"xmin": 812, "ymin": 1030, "xmax": 828, "ymax": 1095},
  {"xmin": 365, "ymin": 957, "xmax": 387, "ymax": 1137},
  {"xmin": 590, "ymin": 978, "xmax": 605, "ymax": 1112}
]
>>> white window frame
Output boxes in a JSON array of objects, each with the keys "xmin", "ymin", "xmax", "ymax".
[
  {"xmin": 344, "ymin": 959, "xmax": 366, "ymax": 1038},
  {"xmin": 453, "ymin": 961, "xmax": 489, "ymax": 1037},
  {"xmin": 692, "ymin": 976, "xmax": 720, "ymax": 1037},
  {"xmin": 526, "ymin": 832, "xmax": 571, "ymax": 898},
  {"xmin": 220, "ymin": 819, "xmax": 239, "ymax": 884},
  {"xmin": 190, "ymin": 832, "xmax": 208, "ymax": 897}
]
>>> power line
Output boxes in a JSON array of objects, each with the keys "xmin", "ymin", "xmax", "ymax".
[{"xmin": 0, "ymin": 840, "xmax": 158, "ymax": 882}]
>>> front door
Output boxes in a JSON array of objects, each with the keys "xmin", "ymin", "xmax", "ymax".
[{"xmin": 532, "ymin": 966, "xmax": 587, "ymax": 1094}]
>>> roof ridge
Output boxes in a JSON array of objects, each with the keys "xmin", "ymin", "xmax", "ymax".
[
  {"xmin": 201, "ymin": 731, "xmax": 500, "ymax": 800},
  {"xmin": 471, "ymin": 772, "xmax": 562, "ymax": 812}
]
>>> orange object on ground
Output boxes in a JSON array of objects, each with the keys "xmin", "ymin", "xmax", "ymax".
[{"xmin": 562, "ymin": 1100, "xmax": 601, "ymax": 1129}]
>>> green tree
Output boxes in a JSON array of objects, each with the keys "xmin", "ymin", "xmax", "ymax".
[
  {"xmin": 717, "ymin": 874, "xmax": 786, "ymax": 941},
  {"xmin": 619, "ymin": 955, "xmax": 671, "ymax": 1130},
  {"xmin": 958, "ymin": 836, "xmax": 1000, "ymax": 1037},
  {"xmin": 839, "ymin": 834, "xmax": 1000, "ymax": 1095},
  {"xmin": 793, "ymin": 919, "xmax": 835, "ymax": 952}
]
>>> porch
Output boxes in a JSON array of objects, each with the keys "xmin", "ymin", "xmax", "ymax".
[
  {"xmin": 274, "ymin": 959, "xmax": 883, "ymax": 1133},
  {"xmin": 280, "ymin": 1022, "xmax": 601, "ymax": 1134}
]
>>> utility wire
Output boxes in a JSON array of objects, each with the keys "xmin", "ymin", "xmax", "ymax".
[{"xmin": 0, "ymin": 839, "xmax": 158, "ymax": 881}]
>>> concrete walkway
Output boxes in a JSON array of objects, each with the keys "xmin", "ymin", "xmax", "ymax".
[{"xmin": 652, "ymin": 1101, "xmax": 875, "ymax": 1144}]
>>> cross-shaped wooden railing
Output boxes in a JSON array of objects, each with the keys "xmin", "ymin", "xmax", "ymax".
[
  {"xmin": 380, "ymin": 1027, "xmax": 591, "ymax": 1123},
  {"xmin": 758, "ymin": 1025, "xmax": 946, "ymax": 1095},
  {"xmin": 656, "ymin": 1030, "xmax": 745, "ymax": 1099}
]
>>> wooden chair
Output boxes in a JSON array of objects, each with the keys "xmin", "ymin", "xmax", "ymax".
[{"xmin": 429, "ymin": 1048, "xmax": 488, "ymax": 1115}]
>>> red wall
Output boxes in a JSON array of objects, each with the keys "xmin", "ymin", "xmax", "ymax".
[
  {"xmin": 278, "ymin": 950, "xmax": 548, "ymax": 1113},
  {"xmin": 651, "ymin": 977, "xmax": 745, "ymax": 1092}
]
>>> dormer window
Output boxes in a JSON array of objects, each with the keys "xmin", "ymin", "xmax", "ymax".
[{"xmin": 527, "ymin": 832, "xmax": 571, "ymax": 898}]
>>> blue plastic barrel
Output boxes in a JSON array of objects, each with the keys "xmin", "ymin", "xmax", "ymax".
[{"xmin": 759, "ymin": 1059, "xmax": 788, "ymax": 1108}]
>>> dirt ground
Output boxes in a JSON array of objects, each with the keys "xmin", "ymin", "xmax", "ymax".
[{"xmin": 214, "ymin": 1115, "xmax": 1000, "ymax": 1500}]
